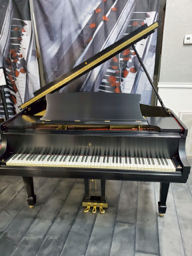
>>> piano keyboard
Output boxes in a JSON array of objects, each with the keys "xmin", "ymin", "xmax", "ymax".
[{"xmin": 6, "ymin": 153, "xmax": 176, "ymax": 172}]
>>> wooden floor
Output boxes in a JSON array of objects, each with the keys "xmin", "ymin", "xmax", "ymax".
[{"xmin": 0, "ymin": 160, "xmax": 192, "ymax": 256}]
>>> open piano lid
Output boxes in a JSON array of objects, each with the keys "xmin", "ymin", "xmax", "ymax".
[
  {"xmin": 20, "ymin": 22, "xmax": 160, "ymax": 111},
  {"xmin": 41, "ymin": 93, "xmax": 148, "ymax": 125}
]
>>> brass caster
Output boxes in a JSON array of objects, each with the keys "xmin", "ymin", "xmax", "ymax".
[
  {"xmin": 159, "ymin": 213, "xmax": 164, "ymax": 218},
  {"xmin": 29, "ymin": 205, "xmax": 34, "ymax": 209},
  {"xmin": 99, "ymin": 205, "xmax": 105, "ymax": 214},
  {"xmin": 84, "ymin": 205, "xmax": 91, "ymax": 213},
  {"xmin": 92, "ymin": 204, "xmax": 97, "ymax": 214}
]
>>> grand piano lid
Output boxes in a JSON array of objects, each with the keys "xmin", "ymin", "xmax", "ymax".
[
  {"xmin": 40, "ymin": 92, "xmax": 148, "ymax": 125},
  {"xmin": 20, "ymin": 22, "xmax": 159, "ymax": 110}
]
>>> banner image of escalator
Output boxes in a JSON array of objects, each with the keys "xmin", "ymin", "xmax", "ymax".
[
  {"xmin": 33, "ymin": 0, "xmax": 159, "ymax": 104},
  {"xmin": 0, "ymin": 0, "xmax": 40, "ymax": 118}
]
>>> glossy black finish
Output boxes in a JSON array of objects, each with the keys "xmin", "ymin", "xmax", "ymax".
[
  {"xmin": 0, "ymin": 131, "xmax": 181, "ymax": 158},
  {"xmin": 0, "ymin": 96, "xmax": 191, "ymax": 216},
  {"xmin": 42, "ymin": 93, "xmax": 147, "ymax": 125},
  {"xmin": 158, "ymin": 182, "xmax": 170, "ymax": 214},
  {"xmin": 22, "ymin": 177, "xmax": 36, "ymax": 206},
  {"xmin": 84, "ymin": 179, "xmax": 90, "ymax": 200},
  {"xmin": 147, "ymin": 117, "xmax": 182, "ymax": 132}
]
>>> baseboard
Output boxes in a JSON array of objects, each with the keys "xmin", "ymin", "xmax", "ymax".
[{"xmin": 158, "ymin": 82, "xmax": 192, "ymax": 89}]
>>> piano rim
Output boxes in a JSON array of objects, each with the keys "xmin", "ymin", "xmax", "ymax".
[{"xmin": 0, "ymin": 165, "xmax": 185, "ymax": 183}]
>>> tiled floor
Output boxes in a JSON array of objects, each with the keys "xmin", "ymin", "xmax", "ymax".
[{"xmin": 0, "ymin": 159, "xmax": 192, "ymax": 256}]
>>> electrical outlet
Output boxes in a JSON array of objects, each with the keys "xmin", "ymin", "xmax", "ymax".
[{"xmin": 184, "ymin": 34, "xmax": 192, "ymax": 45}]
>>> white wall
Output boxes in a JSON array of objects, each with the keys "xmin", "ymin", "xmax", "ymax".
[
  {"xmin": 159, "ymin": 0, "xmax": 192, "ymax": 83},
  {"xmin": 158, "ymin": 0, "xmax": 192, "ymax": 117},
  {"xmin": 158, "ymin": 83, "xmax": 192, "ymax": 116}
]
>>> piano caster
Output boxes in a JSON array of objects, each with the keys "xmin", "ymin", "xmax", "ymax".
[
  {"xmin": 29, "ymin": 205, "xmax": 34, "ymax": 209},
  {"xmin": 159, "ymin": 213, "xmax": 164, "ymax": 218},
  {"xmin": 92, "ymin": 204, "xmax": 97, "ymax": 214},
  {"xmin": 84, "ymin": 204, "xmax": 91, "ymax": 213}
]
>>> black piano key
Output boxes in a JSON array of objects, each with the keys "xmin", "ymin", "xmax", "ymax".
[
  {"xmin": 160, "ymin": 158, "xmax": 164, "ymax": 165},
  {"xmin": 21, "ymin": 154, "xmax": 27, "ymax": 160},
  {"xmin": 147, "ymin": 158, "xmax": 150, "ymax": 165},
  {"xmin": 90, "ymin": 152, "xmax": 94, "ymax": 162},
  {"xmin": 85, "ymin": 148, "xmax": 90, "ymax": 162},
  {"xmin": 17, "ymin": 154, "xmax": 24, "ymax": 160},
  {"xmin": 33, "ymin": 154, "xmax": 39, "ymax": 161},
  {"xmin": 81, "ymin": 148, "xmax": 87, "ymax": 162},
  {"xmin": 103, "ymin": 150, "xmax": 106, "ymax": 163},
  {"xmin": 106, "ymin": 150, "xmax": 109, "ymax": 163},
  {"xmin": 151, "ymin": 158, "xmax": 155, "ymax": 165},
  {"xmin": 12, "ymin": 153, "xmax": 19, "ymax": 160},
  {"xmin": 76, "ymin": 148, "xmax": 81, "ymax": 161},
  {"xmin": 164, "ymin": 158, "xmax": 168, "ymax": 165},
  {"xmin": 125, "ymin": 157, "xmax": 127, "ymax": 164},
  {"xmin": 97, "ymin": 149, "xmax": 101, "ymax": 163},
  {"xmin": 94, "ymin": 149, "xmax": 98, "ymax": 163},
  {"xmin": 54, "ymin": 154, "xmax": 60, "ymax": 162},
  {"xmin": 68, "ymin": 156, "xmax": 72, "ymax": 162},
  {"xmin": 135, "ymin": 158, "xmax": 137, "ymax": 164},
  {"xmin": 47, "ymin": 154, "xmax": 53, "ymax": 161},
  {"xmin": 157, "ymin": 158, "xmax": 161, "ymax": 165},
  {"xmin": 72, "ymin": 149, "xmax": 78, "ymax": 162},
  {"xmin": 29, "ymin": 154, "xmax": 35, "ymax": 161},
  {"xmin": 63, "ymin": 154, "xmax": 68, "ymax": 162},
  {"xmin": 142, "ymin": 158, "xmax": 145, "ymax": 165},
  {"xmin": 50, "ymin": 154, "xmax": 56, "ymax": 161},
  {"xmin": 21, "ymin": 154, "xmax": 29, "ymax": 161},
  {"xmin": 129, "ymin": 157, "xmax": 131, "ymax": 164},
  {"xmin": 41, "ymin": 154, "xmax": 47, "ymax": 161},
  {"xmin": 38, "ymin": 153, "xmax": 45, "ymax": 161},
  {"xmin": 59, "ymin": 151, "xmax": 66, "ymax": 162}
]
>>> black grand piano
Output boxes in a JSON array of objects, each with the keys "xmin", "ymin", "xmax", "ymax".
[{"xmin": 0, "ymin": 22, "xmax": 190, "ymax": 216}]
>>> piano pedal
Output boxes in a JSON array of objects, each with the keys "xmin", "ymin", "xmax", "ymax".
[
  {"xmin": 29, "ymin": 205, "xmax": 34, "ymax": 209},
  {"xmin": 159, "ymin": 213, "xmax": 164, "ymax": 218},
  {"xmin": 99, "ymin": 204, "xmax": 105, "ymax": 214},
  {"xmin": 82, "ymin": 196, "xmax": 108, "ymax": 214},
  {"xmin": 84, "ymin": 203, "xmax": 91, "ymax": 213},
  {"xmin": 92, "ymin": 203, "xmax": 97, "ymax": 214}
]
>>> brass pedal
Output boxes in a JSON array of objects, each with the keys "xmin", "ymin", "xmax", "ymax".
[
  {"xmin": 99, "ymin": 204, "xmax": 105, "ymax": 214},
  {"xmin": 82, "ymin": 201, "xmax": 108, "ymax": 214},
  {"xmin": 92, "ymin": 204, "xmax": 97, "ymax": 214},
  {"xmin": 84, "ymin": 203, "xmax": 91, "ymax": 213}
]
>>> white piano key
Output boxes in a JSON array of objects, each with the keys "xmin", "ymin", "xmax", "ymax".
[
  {"xmin": 124, "ymin": 157, "xmax": 129, "ymax": 169},
  {"xmin": 119, "ymin": 157, "xmax": 124, "ymax": 169},
  {"xmin": 167, "ymin": 159, "xmax": 176, "ymax": 171},
  {"xmin": 153, "ymin": 158, "xmax": 161, "ymax": 170},
  {"xmin": 131, "ymin": 157, "xmax": 137, "ymax": 169}
]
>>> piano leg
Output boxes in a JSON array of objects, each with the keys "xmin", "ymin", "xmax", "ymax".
[
  {"xmin": 101, "ymin": 180, "xmax": 106, "ymax": 201},
  {"xmin": 22, "ymin": 177, "xmax": 36, "ymax": 208},
  {"xmin": 84, "ymin": 179, "xmax": 90, "ymax": 200},
  {"xmin": 158, "ymin": 182, "xmax": 170, "ymax": 217}
]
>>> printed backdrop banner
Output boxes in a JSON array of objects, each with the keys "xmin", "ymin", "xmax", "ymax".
[
  {"xmin": 0, "ymin": 0, "xmax": 160, "ymax": 118},
  {"xmin": 34, "ymin": 0, "xmax": 159, "ymax": 104},
  {"xmin": 0, "ymin": 0, "xmax": 40, "ymax": 117}
]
